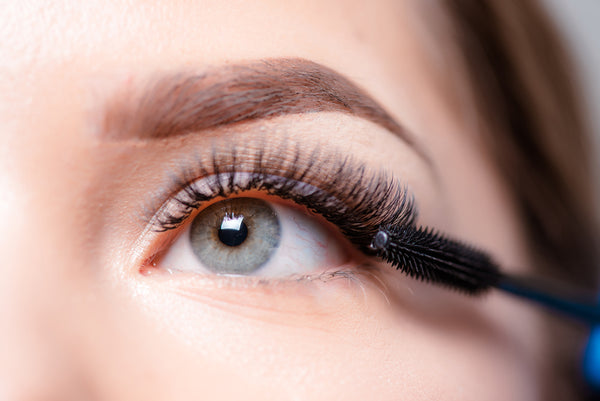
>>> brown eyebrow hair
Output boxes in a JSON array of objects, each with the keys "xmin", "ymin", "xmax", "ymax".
[{"xmin": 102, "ymin": 58, "xmax": 428, "ymax": 161}]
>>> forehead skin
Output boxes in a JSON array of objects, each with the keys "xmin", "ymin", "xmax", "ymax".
[{"xmin": 0, "ymin": 1, "xmax": 542, "ymax": 400}]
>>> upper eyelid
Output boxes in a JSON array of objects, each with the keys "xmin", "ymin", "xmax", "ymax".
[{"xmin": 142, "ymin": 141, "xmax": 419, "ymax": 256}]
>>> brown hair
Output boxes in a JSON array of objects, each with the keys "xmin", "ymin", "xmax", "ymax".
[{"xmin": 419, "ymin": 0, "xmax": 599, "ymax": 399}]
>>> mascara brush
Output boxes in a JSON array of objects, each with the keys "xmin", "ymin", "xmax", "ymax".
[{"xmin": 369, "ymin": 225, "xmax": 600, "ymax": 325}]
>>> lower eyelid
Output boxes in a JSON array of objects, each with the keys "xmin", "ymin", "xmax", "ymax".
[{"xmin": 138, "ymin": 264, "xmax": 391, "ymax": 315}]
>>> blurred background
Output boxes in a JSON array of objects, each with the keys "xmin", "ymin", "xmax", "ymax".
[{"xmin": 545, "ymin": 0, "xmax": 600, "ymax": 174}]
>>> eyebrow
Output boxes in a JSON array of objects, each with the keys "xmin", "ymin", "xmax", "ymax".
[{"xmin": 101, "ymin": 58, "xmax": 428, "ymax": 161}]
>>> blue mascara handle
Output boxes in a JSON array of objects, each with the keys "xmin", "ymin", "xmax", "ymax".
[
  {"xmin": 584, "ymin": 307, "xmax": 600, "ymax": 389},
  {"xmin": 494, "ymin": 277, "xmax": 600, "ymax": 389}
]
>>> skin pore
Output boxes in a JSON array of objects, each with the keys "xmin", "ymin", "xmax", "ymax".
[{"xmin": 0, "ymin": 1, "xmax": 548, "ymax": 399}]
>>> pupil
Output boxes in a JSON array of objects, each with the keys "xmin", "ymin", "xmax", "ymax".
[{"xmin": 218, "ymin": 215, "xmax": 249, "ymax": 247}]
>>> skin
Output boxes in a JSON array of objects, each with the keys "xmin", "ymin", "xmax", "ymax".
[{"xmin": 0, "ymin": 1, "xmax": 547, "ymax": 399}]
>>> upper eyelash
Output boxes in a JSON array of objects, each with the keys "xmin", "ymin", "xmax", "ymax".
[{"xmin": 145, "ymin": 141, "xmax": 418, "ymax": 254}]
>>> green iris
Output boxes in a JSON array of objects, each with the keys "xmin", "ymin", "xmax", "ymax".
[{"xmin": 189, "ymin": 197, "xmax": 281, "ymax": 274}]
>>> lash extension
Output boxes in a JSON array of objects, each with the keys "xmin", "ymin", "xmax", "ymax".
[{"xmin": 148, "ymin": 140, "xmax": 417, "ymax": 252}]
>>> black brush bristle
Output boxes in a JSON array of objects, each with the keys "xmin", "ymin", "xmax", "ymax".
[{"xmin": 371, "ymin": 225, "xmax": 502, "ymax": 294}]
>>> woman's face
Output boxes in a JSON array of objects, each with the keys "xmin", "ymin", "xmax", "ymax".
[{"xmin": 1, "ymin": 1, "xmax": 546, "ymax": 399}]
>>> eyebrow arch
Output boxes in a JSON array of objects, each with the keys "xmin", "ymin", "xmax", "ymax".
[{"xmin": 101, "ymin": 58, "xmax": 429, "ymax": 162}]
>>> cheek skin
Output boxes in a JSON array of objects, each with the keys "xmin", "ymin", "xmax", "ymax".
[{"xmin": 122, "ymin": 267, "xmax": 539, "ymax": 400}]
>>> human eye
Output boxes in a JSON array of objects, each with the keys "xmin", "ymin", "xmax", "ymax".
[{"xmin": 135, "ymin": 139, "xmax": 418, "ymax": 289}]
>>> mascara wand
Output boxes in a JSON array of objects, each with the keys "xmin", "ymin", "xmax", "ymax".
[{"xmin": 369, "ymin": 226, "xmax": 600, "ymax": 325}]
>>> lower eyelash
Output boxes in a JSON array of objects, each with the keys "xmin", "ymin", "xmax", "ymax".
[
  {"xmin": 294, "ymin": 265, "xmax": 392, "ymax": 304},
  {"xmin": 146, "ymin": 141, "xmax": 418, "ymax": 254}
]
